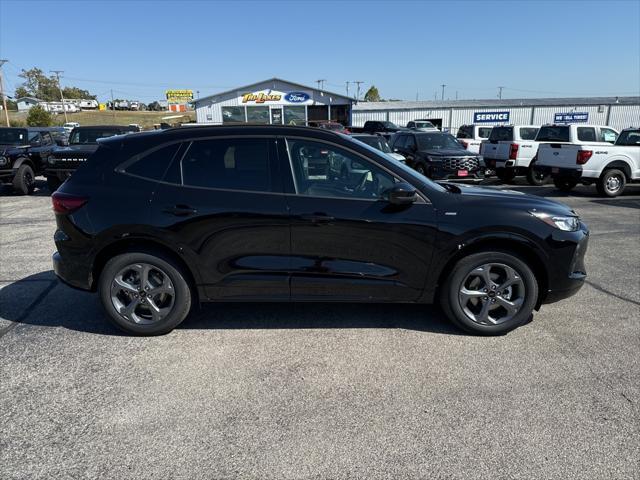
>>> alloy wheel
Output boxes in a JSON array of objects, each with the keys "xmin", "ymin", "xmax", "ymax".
[
  {"xmin": 110, "ymin": 263, "xmax": 175, "ymax": 325},
  {"xmin": 458, "ymin": 263, "xmax": 525, "ymax": 325},
  {"xmin": 605, "ymin": 174, "xmax": 622, "ymax": 194}
]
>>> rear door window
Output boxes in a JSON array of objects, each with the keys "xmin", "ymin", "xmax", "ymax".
[
  {"xmin": 181, "ymin": 138, "xmax": 273, "ymax": 192},
  {"xmin": 600, "ymin": 128, "xmax": 618, "ymax": 143},
  {"xmin": 488, "ymin": 127, "xmax": 513, "ymax": 142},
  {"xmin": 124, "ymin": 143, "xmax": 182, "ymax": 182},
  {"xmin": 405, "ymin": 135, "xmax": 416, "ymax": 150},
  {"xmin": 519, "ymin": 127, "xmax": 539, "ymax": 140},
  {"xmin": 577, "ymin": 127, "xmax": 597, "ymax": 142},
  {"xmin": 393, "ymin": 135, "xmax": 406, "ymax": 149},
  {"xmin": 536, "ymin": 126, "xmax": 570, "ymax": 142}
]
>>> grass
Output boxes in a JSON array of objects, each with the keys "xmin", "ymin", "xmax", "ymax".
[{"xmin": 5, "ymin": 109, "xmax": 196, "ymax": 130}]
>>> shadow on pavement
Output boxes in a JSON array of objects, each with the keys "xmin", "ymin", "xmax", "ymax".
[
  {"xmin": 0, "ymin": 271, "xmax": 461, "ymax": 336},
  {"xmin": 0, "ymin": 179, "xmax": 52, "ymax": 197}
]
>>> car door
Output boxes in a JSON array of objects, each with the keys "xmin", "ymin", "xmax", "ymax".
[
  {"xmin": 280, "ymin": 136, "xmax": 437, "ymax": 302},
  {"xmin": 27, "ymin": 131, "xmax": 55, "ymax": 173},
  {"xmin": 150, "ymin": 135, "xmax": 291, "ymax": 301}
]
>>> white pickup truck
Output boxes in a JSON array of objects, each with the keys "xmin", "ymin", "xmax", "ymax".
[
  {"xmin": 456, "ymin": 124, "xmax": 492, "ymax": 154},
  {"xmin": 480, "ymin": 125, "xmax": 542, "ymax": 184},
  {"xmin": 534, "ymin": 126, "xmax": 638, "ymax": 197}
]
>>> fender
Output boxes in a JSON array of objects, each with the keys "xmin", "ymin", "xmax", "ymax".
[
  {"xmin": 602, "ymin": 157, "xmax": 634, "ymax": 179},
  {"xmin": 12, "ymin": 156, "xmax": 36, "ymax": 172}
]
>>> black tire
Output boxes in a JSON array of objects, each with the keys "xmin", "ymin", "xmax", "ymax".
[
  {"xmin": 12, "ymin": 163, "xmax": 35, "ymax": 195},
  {"xmin": 553, "ymin": 177, "xmax": 578, "ymax": 192},
  {"xmin": 496, "ymin": 168, "xmax": 516, "ymax": 183},
  {"xmin": 596, "ymin": 169, "xmax": 626, "ymax": 198},
  {"xmin": 46, "ymin": 175, "xmax": 62, "ymax": 192},
  {"xmin": 439, "ymin": 251, "xmax": 538, "ymax": 335},
  {"xmin": 99, "ymin": 251, "xmax": 193, "ymax": 335},
  {"xmin": 526, "ymin": 167, "xmax": 547, "ymax": 186},
  {"xmin": 414, "ymin": 163, "xmax": 427, "ymax": 176}
]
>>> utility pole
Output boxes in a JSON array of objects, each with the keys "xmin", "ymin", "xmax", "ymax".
[
  {"xmin": 346, "ymin": 81, "xmax": 350, "ymax": 97},
  {"xmin": 0, "ymin": 60, "xmax": 10, "ymax": 127},
  {"xmin": 110, "ymin": 89, "xmax": 116, "ymax": 120},
  {"xmin": 416, "ymin": 90, "xmax": 419, "ymax": 101},
  {"xmin": 316, "ymin": 79, "xmax": 326, "ymax": 90},
  {"xmin": 434, "ymin": 91, "xmax": 437, "ymax": 100},
  {"xmin": 50, "ymin": 70, "xmax": 68, "ymax": 122},
  {"xmin": 440, "ymin": 84, "xmax": 446, "ymax": 101},
  {"xmin": 455, "ymin": 91, "xmax": 458, "ymax": 100},
  {"xmin": 354, "ymin": 81, "xmax": 363, "ymax": 101},
  {"xmin": 497, "ymin": 86, "xmax": 504, "ymax": 99}
]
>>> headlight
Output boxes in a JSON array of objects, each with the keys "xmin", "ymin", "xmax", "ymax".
[
  {"xmin": 0, "ymin": 156, "xmax": 7, "ymax": 166},
  {"xmin": 530, "ymin": 211, "xmax": 580, "ymax": 231}
]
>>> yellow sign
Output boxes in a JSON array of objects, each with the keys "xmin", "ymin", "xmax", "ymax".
[
  {"xmin": 242, "ymin": 92, "xmax": 282, "ymax": 104},
  {"xmin": 99, "ymin": 103, "xmax": 107, "ymax": 111},
  {"xmin": 166, "ymin": 89, "xmax": 194, "ymax": 103}
]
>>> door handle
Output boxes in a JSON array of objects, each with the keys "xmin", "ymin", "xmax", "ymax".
[
  {"xmin": 300, "ymin": 213, "xmax": 334, "ymax": 224},
  {"xmin": 163, "ymin": 204, "xmax": 197, "ymax": 216}
]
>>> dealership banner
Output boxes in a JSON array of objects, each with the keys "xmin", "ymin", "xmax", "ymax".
[
  {"xmin": 474, "ymin": 111, "xmax": 510, "ymax": 123},
  {"xmin": 166, "ymin": 89, "xmax": 194, "ymax": 103},
  {"xmin": 240, "ymin": 89, "xmax": 313, "ymax": 104},
  {"xmin": 554, "ymin": 112, "xmax": 589, "ymax": 123}
]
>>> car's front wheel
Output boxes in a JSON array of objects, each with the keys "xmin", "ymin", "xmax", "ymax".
[
  {"xmin": 13, "ymin": 164, "xmax": 36, "ymax": 195},
  {"xmin": 440, "ymin": 251, "xmax": 538, "ymax": 335},
  {"xmin": 99, "ymin": 251, "xmax": 193, "ymax": 335}
]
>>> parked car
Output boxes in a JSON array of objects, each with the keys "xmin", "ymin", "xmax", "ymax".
[
  {"xmin": 350, "ymin": 120, "xmax": 407, "ymax": 140},
  {"xmin": 63, "ymin": 122, "xmax": 80, "ymax": 133},
  {"xmin": 0, "ymin": 127, "xmax": 57, "ymax": 194},
  {"xmin": 534, "ymin": 126, "xmax": 634, "ymax": 196},
  {"xmin": 351, "ymin": 133, "xmax": 406, "ymax": 163},
  {"xmin": 456, "ymin": 125, "xmax": 492, "ymax": 154},
  {"xmin": 51, "ymin": 125, "xmax": 588, "ymax": 336},
  {"xmin": 390, "ymin": 130, "xmax": 484, "ymax": 180},
  {"xmin": 308, "ymin": 120, "xmax": 350, "ymax": 134},
  {"xmin": 45, "ymin": 125, "xmax": 140, "ymax": 191},
  {"xmin": 479, "ymin": 125, "xmax": 543, "ymax": 184},
  {"xmin": 406, "ymin": 120, "xmax": 439, "ymax": 132}
]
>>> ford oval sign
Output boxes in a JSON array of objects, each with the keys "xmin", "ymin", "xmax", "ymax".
[{"xmin": 285, "ymin": 91, "xmax": 310, "ymax": 103}]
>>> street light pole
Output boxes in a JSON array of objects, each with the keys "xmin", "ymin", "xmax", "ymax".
[{"xmin": 51, "ymin": 70, "xmax": 68, "ymax": 122}]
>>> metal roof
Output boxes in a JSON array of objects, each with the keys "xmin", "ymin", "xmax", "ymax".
[
  {"xmin": 353, "ymin": 96, "xmax": 640, "ymax": 110},
  {"xmin": 193, "ymin": 77, "xmax": 355, "ymax": 105}
]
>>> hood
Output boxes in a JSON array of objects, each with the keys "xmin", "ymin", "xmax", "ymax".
[
  {"xmin": 388, "ymin": 152, "xmax": 406, "ymax": 162},
  {"xmin": 51, "ymin": 144, "xmax": 99, "ymax": 157},
  {"xmin": 452, "ymin": 183, "xmax": 575, "ymax": 215},
  {"xmin": 421, "ymin": 148, "xmax": 473, "ymax": 157}
]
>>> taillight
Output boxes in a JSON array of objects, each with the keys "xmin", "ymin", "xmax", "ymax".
[
  {"xmin": 52, "ymin": 192, "xmax": 88, "ymax": 214},
  {"xmin": 576, "ymin": 150, "xmax": 593, "ymax": 165},
  {"xmin": 509, "ymin": 143, "xmax": 519, "ymax": 160}
]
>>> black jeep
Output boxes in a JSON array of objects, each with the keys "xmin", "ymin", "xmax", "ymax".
[
  {"xmin": 0, "ymin": 127, "xmax": 58, "ymax": 195},
  {"xmin": 45, "ymin": 125, "xmax": 139, "ymax": 191}
]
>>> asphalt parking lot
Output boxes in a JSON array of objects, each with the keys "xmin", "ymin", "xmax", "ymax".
[{"xmin": 1, "ymin": 179, "xmax": 639, "ymax": 480}]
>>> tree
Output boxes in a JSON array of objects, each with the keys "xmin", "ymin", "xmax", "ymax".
[
  {"xmin": 15, "ymin": 67, "xmax": 97, "ymax": 101},
  {"xmin": 26, "ymin": 105, "xmax": 52, "ymax": 126},
  {"xmin": 364, "ymin": 86, "xmax": 381, "ymax": 102},
  {"xmin": 14, "ymin": 86, "xmax": 30, "ymax": 99},
  {"xmin": 62, "ymin": 86, "xmax": 96, "ymax": 100}
]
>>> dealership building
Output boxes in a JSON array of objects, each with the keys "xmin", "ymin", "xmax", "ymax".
[{"xmin": 192, "ymin": 78, "xmax": 354, "ymax": 126}]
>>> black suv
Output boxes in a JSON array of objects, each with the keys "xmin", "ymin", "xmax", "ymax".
[
  {"xmin": 391, "ymin": 131, "xmax": 485, "ymax": 180},
  {"xmin": 45, "ymin": 125, "xmax": 139, "ymax": 191},
  {"xmin": 0, "ymin": 127, "xmax": 58, "ymax": 194},
  {"xmin": 52, "ymin": 125, "xmax": 588, "ymax": 336}
]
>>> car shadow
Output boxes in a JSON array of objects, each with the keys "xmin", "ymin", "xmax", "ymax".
[
  {"xmin": 0, "ymin": 271, "xmax": 462, "ymax": 336},
  {"xmin": 0, "ymin": 179, "xmax": 51, "ymax": 197}
]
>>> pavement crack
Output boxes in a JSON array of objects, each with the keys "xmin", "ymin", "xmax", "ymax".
[{"xmin": 585, "ymin": 280, "xmax": 640, "ymax": 307}]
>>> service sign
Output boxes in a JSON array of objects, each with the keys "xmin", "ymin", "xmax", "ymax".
[
  {"xmin": 166, "ymin": 89, "xmax": 193, "ymax": 103},
  {"xmin": 554, "ymin": 112, "xmax": 589, "ymax": 123},
  {"xmin": 474, "ymin": 111, "xmax": 510, "ymax": 123}
]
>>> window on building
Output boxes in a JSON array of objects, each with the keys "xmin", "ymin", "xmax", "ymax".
[
  {"xmin": 284, "ymin": 106, "xmax": 306, "ymax": 125},
  {"xmin": 221, "ymin": 106, "xmax": 246, "ymax": 124},
  {"xmin": 246, "ymin": 106, "xmax": 270, "ymax": 124},
  {"xmin": 181, "ymin": 138, "xmax": 271, "ymax": 192}
]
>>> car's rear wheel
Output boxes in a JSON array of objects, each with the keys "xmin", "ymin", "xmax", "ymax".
[
  {"xmin": 99, "ymin": 252, "xmax": 192, "ymax": 335},
  {"xmin": 13, "ymin": 164, "xmax": 35, "ymax": 195},
  {"xmin": 496, "ymin": 168, "xmax": 516, "ymax": 183},
  {"xmin": 553, "ymin": 177, "xmax": 578, "ymax": 192},
  {"xmin": 526, "ymin": 167, "xmax": 547, "ymax": 186},
  {"xmin": 440, "ymin": 251, "xmax": 538, "ymax": 335},
  {"xmin": 596, "ymin": 169, "xmax": 626, "ymax": 197}
]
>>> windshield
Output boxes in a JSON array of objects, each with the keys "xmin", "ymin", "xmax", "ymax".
[
  {"xmin": 537, "ymin": 126, "xmax": 570, "ymax": 142},
  {"xmin": 344, "ymin": 134, "xmax": 446, "ymax": 193},
  {"xmin": 353, "ymin": 135, "xmax": 392, "ymax": 153},
  {"xmin": 0, "ymin": 128, "xmax": 28, "ymax": 146},
  {"xmin": 381, "ymin": 121, "xmax": 399, "ymax": 129},
  {"xmin": 615, "ymin": 130, "xmax": 640, "ymax": 146},
  {"xmin": 489, "ymin": 127, "xmax": 513, "ymax": 142},
  {"xmin": 416, "ymin": 122, "xmax": 435, "ymax": 129},
  {"xmin": 417, "ymin": 133, "xmax": 463, "ymax": 150},
  {"xmin": 69, "ymin": 129, "xmax": 123, "ymax": 144}
]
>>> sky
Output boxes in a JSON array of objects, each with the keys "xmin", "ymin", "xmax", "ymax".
[{"xmin": 1, "ymin": 0, "xmax": 639, "ymax": 103}]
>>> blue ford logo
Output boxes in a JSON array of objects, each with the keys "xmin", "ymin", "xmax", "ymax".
[{"xmin": 285, "ymin": 91, "xmax": 310, "ymax": 103}]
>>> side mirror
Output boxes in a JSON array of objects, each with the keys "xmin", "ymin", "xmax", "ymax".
[{"xmin": 385, "ymin": 182, "xmax": 418, "ymax": 205}]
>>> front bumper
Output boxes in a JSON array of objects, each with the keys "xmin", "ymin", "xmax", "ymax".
[
  {"xmin": 0, "ymin": 168, "xmax": 16, "ymax": 181},
  {"xmin": 428, "ymin": 164, "xmax": 485, "ymax": 181}
]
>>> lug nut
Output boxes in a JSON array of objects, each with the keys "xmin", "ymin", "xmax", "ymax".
[
  {"xmin": 491, "ymin": 299, "xmax": 496, "ymax": 303},
  {"xmin": 483, "ymin": 289, "xmax": 488, "ymax": 292}
]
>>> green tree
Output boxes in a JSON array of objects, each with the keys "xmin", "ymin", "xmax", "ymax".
[
  {"xmin": 18, "ymin": 68, "xmax": 59, "ymax": 101},
  {"xmin": 26, "ymin": 105, "xmax": 52, "ymax": 126},
  {"xmin": 364, "ymin": 86, "xmax": 381, "ymax": 102},
  {"xmin": 62, "ymin": 86, "xmax": 96, "ymax": 100},
  {"xmin": 14, "ymin": 86, "xmax": 30, "ymax": 99}
]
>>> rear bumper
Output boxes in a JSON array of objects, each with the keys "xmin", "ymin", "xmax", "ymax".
[
  {"xmin": 53, "ymin": 251, "xmax": 93, "ymax": 291},
  {"xmin": 534, "ymin": 165, "xmax": 582, "ymax": 180}
]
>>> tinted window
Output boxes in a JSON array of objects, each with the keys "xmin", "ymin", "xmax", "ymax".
[
  {"xmin": 577, "ymin": 127, "xmax": 596, "ymax": 142},
  {"xmin": 392, "ymin": 134, "xmax": 406, "ymax": 149},
  {"xmin": 417, "ymin": 133, "xmax": 462, "ymax": 150},
  {"xmin": 0, "ymin": 128, "xmax": 27, "ymax": 145},
  {"xmin": 456, "ymin": 126, "xmax": 473, "ymax": 139},
  {"xmin": 489, "ymin": 127, "xmax": 513, "ymax": 142},
  {"xmin": 614, "ymin": 130, "xmax": 640, "ymax": 146},
  {"xmin": 519, "ymin": 127, "xmax": 539, "ymax": 140},
  {"xmin": 286, "ymin": 139, "xmax": 395, "ymax": 200},
  {"xmin": 536, "ymin": 126, "xmax": 570, "ymax": 142},
  {"xmin": 478, "ymin": 127, "xmax": 492, "ymax": 139},
  {"xmin": 40, "ymin": 132, "xmax": 54, "ymax": 145},
  {"xmin": 221, "ymin": 106, "xmax": 245, "ymax": 124},
  {"xmin": 126, "ymin": 143, "xmax": 181, "ymax": 181},
  {"xmin": 405, "ymin": 135, "xmax": 416, "ymax": 150},
  {"xmin": 70, "ymin": 129, "xmax": 123, "ymax": 144},
  {"xmin": 600, "ymin": 128, "xmax": 618, "ymax": 143},
  {"xmin": 181, "ymin": 138, "xmax": 271, "ymax": 192}
]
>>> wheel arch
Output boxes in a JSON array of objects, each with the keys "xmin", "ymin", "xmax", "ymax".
[
  {"xmin": 602, "ymin": 160, "xmax": 632, "ymax": 180},
  {"xmin": 13, "ymin": 156, "xmax": 36, "ymax": 171}
]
